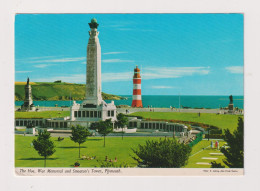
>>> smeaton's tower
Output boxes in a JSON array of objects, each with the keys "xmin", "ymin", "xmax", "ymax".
[
  {"xmin": 70, "ymin": 18, "xmax": 117, "ymax": 127},
  {"xmin": 131, "ymin": 66, "xmax": 143, "ymax": 108},
  {"xmin": 21, "ymin": 77, "xmax": 36, "ymax": 111}
]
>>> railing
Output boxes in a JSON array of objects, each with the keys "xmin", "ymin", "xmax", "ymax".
[{"xmin": 188, "ymin": 132, "xmax": 203, "ymax": 147}]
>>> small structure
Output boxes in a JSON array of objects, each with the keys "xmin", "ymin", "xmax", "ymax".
[
  {"xmin": 25, "ymin": 121, "xmax": 36, "ymax": 135},
  {"xmin": 131, "ymin": 66, "xmax": 143, "ymax": 108},
  {"xmin": 20, "ymin": 77, "xmax": 36, "ymax": 111}
]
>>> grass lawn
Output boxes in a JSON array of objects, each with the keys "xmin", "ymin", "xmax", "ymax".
[
  {"xmin": 15, "ymin": 111, "xmax": 70, "ymax": 119},
  {"xmin": 130, "ymin": 112, "xmax": 243, "ymax": 132},
  {"xmin": 15, "ymin": 135, "xmax": 162, "ymax": 168},
  {"xmin": 185, "ymin": 140, "xmax": 227, "ymax": 168},
  {"xmin": 15, "ymin": 135, "xmax": 228, "ymax": 168}
]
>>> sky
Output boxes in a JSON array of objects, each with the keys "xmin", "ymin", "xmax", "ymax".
[{"xmin": 15, "ymin": 14, "xmax": 244, "ymax": 95}]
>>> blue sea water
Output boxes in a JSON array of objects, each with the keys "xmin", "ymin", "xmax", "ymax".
[{"xmin": 15, "ymin": 95, "xmax": 244, "ymax": 109}]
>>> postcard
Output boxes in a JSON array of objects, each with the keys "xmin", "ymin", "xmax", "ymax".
[{"xmin": 14, "ymin": 13, "xmax": 244, "ymax": 176}]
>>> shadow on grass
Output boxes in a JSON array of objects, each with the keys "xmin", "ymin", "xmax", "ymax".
[
  {"xmin": 87, "ymin": 138, "xmax": 102, "ymax": 141},
  {"xmin": 57, "ymin": 146, "xmax": 87, "ymax": 149},
  {"xmin": 19, "ymin": 157, "xmax": 58, "ymax": 160}
]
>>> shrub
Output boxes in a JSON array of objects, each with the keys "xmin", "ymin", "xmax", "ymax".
[{"xmin": 132, "ymin": 138, "xmax": 191, "ymax": 168}]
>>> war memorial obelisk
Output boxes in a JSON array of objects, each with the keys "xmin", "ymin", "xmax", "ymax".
[
  {"xmin": 69, "ymin": 18, "xmax": 117, "ymax": 127},
  {"xmin": 21, "ymin": 77, "xmax": 36, "ymax": 111}
]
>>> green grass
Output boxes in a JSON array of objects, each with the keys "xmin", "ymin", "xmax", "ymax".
[
  {"xmin": 15, "ymin": 82, "xmax": 122, "ymax": 101},
  {"xmin": 130, "ymin": 112, "xmax": 243, "ymax": 132},
  {"xmin": 15, "ymin": 111, "xmax": 70, "ymax": 119},
  {"xmin": 185, "ymin": 140, "xmax": 227, "ymax": 168},
  {"xmin": 15, "ymin": 135, "xmax": 228, "ymax": 168},
  {"xmin": 16, "ymin": 129, "xmax": 26, "ymax": 132},
  {"xmin": 15, "ymin": 135, "xmax": 162, "ymax": 168}
]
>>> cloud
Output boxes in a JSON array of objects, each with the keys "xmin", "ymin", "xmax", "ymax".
[
  {"xmin": 142, "ymin": 67, "xmax": 210, "ymax": 79},
  {"xmin": 101, "ymin": 66, "xmax": 210, "ymax": 82},
  {"xmin": 102, "ymin": 59, "xmax": 134, "ymax": 63},
  {"xmin": 28, "ymin": 57, "xmax": 85, "ymax": 64},
  {"xmin": 16, "ymin": 56, "xmax": 58, "ymax": 61},
  {"xmin": 102, "ymin": 72, "xmax": 132, "ymax": 82},
  {"xmin": 16, "ymin": 71, "xmax": 32, "ymax": 73},
  {"xmin": 151, "ymin": 86, "xmax": 174, "ymax": 89},
  {"xmin": 103, "ymin": 52, "xmax": 127, "ymax": 55},
  {"xmin": 33, "ymin": 64, "xmax": 57, "ymax": 68},
  {"xmin": 34, "ymin": 74, "xmax": 85, "ymax": 83},
  {"xmin": 225, "ymin": 66, "xmax": 243, "ymax": 74}
]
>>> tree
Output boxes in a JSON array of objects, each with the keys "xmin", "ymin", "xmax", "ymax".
[
  {"xmin": 210, "ymin": 117, "xmax": 244, "ymax": 168},
  {"xmin": 96, "ymin": 119, "xmax": 113, "ymax": 147},
  {"xmin": 70, "ymin": 125, "xmax": 91, "ymax": 158},
  {"xmin": 32, "ymin": 129, "xmax": 56, "ymax": 167},
  {"xmin": 132, "ymin": 138, "xmax": 191, "ymax": 168},
  {"xmin": 221, "ymin": 117, "xmax": 244, "ymax": 168},
  {"xmin": 115, "ymin": 113, "xmax": 128, "ymax": 140},
  {"xmin": 211, "ymin": 161, "xmax": 225, "ymax": 168},
  {"xmin": 89, "ymin": 122, "xmax": 99, "ymax": 130}
]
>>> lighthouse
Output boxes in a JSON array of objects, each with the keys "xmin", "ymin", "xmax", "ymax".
[{"xmin": 131, "ymin": 66, "xmax": 143, "ymax": 108}]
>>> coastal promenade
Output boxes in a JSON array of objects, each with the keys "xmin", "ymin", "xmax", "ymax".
[
  {"xmin": 15, "ymin": 106, "xmax": 223, "ymax": 114},
  {"xmin": 117, "ymin": 108, "xmax": 221, "ymax": 114}
]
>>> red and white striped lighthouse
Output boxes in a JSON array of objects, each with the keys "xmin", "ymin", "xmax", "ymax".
[{"xmin": 131, "ymin": 66, "xmax": 143, "ymax": 108}]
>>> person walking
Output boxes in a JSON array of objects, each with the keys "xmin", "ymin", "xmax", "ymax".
[{"xmin": 216, "ymin": 141, "xmax": 219, "ymax": 150}]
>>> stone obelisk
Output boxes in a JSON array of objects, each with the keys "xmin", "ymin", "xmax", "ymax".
[
  {"xmin": 85, "ymin": 18, "xmax": 102, "ymax": 106},
  {"xmin": 21, "ymin": 77, "xmax": 35, "ymax": 111}
]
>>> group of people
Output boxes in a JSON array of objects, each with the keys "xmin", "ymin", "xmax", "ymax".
[
  {"xmin": 211, "ymin": 140, "xmax": 220, "ymax": 150},
  {"xmin": 82, "ymin": 155, "xmax": 96, "ymax": 160},
  {"xmin": 105, "ymin": 156, "xmax": 117, "ymax": 163}
]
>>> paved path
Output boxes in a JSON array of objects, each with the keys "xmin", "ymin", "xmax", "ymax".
[{"xmin": 117, "ymin": 108, "xmax": 221, "ymax": 114}]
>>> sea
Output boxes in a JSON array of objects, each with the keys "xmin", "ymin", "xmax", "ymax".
[{"xmin": 15, "ymin": 95, "xmax": 244, "ymax": 109}]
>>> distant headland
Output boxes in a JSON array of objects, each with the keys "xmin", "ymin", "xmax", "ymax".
[{"xmin": 15, "ymin": 81, "xmax": 124, "ymax": 101}]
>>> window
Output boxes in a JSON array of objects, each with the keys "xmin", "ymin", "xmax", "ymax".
[
  {"xmin": 94, "ymin": 111, "xmax": 97, "ymax": 118},
  {"xmin": 111, "ymin": 110, "xmax": 114, "ymax": 117},
  {"xmin": 24, "ymin": 121, "xmax": 27, "ymax": 126},
  {"xmin": 74, "ymin": 111, "xmax": 77, "ymax": 117},
  {"xmin": 78, "ymin": 111, "xmax": 81, "ymax": 117},
  {"xmin": 82, "ymin": 111, "xmax": 86, "ymax": 117},
  {"xmin": 39, "ymin": 121, "xmax": 42, "ymax": 126},
  {"xmin": 21, "ymin": 121, "xmax": 24, "ymax": 126},
  {"xmin": 64, "ymin": 122, "xmax": 67, "ymax": 128},
  {"xmin": 107, "ymin": 110, "xmax": 110, "ymax": 117},
  {"xmin": 86, "ymin": 111, "xmax": 89, "ymax": 117},
  {"xmin": 134, "ymin": 122, "xmax": 137, "ymax": 127},
  {"xmin": 98, "ymin": 111, "xmax": 101, "ymax": 118},
  {"xmin": 90, "ymin": 111, "xmax": 93, "ymax": 118},
  {"xmin": 36, "ymin": 121, "xmax": 39, "ymax": 126},
  {"xmin": 16, "ymin": 120, "xmax": 19, "ymax": 126},
  {"xmin": 141, "ymin": 123, "xmax": 144, "ymax": 128}
]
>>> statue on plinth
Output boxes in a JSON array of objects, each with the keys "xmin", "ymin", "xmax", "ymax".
[
  {"xmin": 228, "ymin": 95, "xmax": 234, "ymax": 112},
  {"xmin": 229, "ymin": 95, "xmax": 233, "ymax": 104}
]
